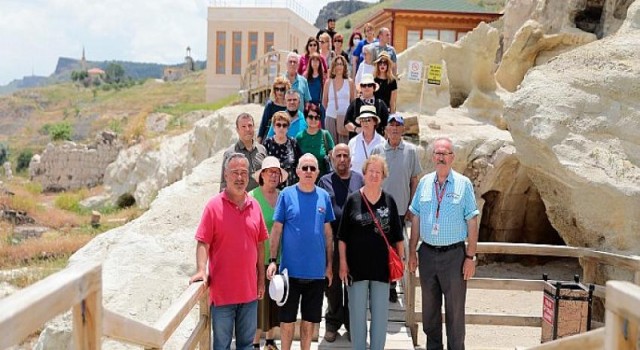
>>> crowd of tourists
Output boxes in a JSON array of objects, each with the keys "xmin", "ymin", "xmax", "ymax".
[{"xmin": 189, "ymin": 19, "xmax": 480, "ymax": 350}]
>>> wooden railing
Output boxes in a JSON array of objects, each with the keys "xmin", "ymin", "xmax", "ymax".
[
  {"xmin": 525, "ymin": 281, "xmax": 640, "ymax": 349},
  {"xmin": 404, "ymin": 242, "xmax": 640, "ymax": 345},
  {"xmin": 240, "ymin": 50, "xmax": 289, "ymax": 104},
  {"xmin": 0, "ymin": 263, "xmax": 210, "ymax": 350}
]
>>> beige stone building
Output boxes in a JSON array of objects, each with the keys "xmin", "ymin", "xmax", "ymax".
[{"xmin": 206, "ymin": 4, "xmax": 318, "ymax": 102}]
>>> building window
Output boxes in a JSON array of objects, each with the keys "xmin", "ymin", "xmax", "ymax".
[
  {"xmin": 232, "ymin": 31, "xmax": 242, "ymax": 75},
  {"xmin": 440, "ymin": 30, "xmax": 456, "ymax": 43},
  {"xmin": 264, "ymin": 32, "xmax": 274, "ymax": 53},
  {"xmin": 407, "ymin": 30, "xmax": 421, "ymax": 47},
  {"xmin": 248, "ymin": 32, "xmax": 258, "ymax": 62},
  {"xmin": 216, "ymin": 31, "xmax": 226, "ymax": 74},
  {"xmin": 422, "ymin": 29, "xmax": 438, "ymax": 41}
]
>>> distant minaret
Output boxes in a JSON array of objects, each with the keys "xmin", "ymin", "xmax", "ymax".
[{"xmin": 81, "ymin": 46, "xmax": 87, "ymax": 70}]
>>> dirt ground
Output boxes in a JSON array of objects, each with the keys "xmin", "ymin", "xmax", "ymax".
[{"xmin": 413, "ymin": 258, "xmax": 583, "ymax": 349}]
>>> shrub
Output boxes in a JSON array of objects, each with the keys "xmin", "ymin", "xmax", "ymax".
[
  {"xmin": 0, "ymin": 143, "xmax": 8, "ymax": 165},
  {"xmin": 24, "ymin": 182, "xmax": 42, "ymax": 195},
  {"xmin": 48, "ymin": 122, "xmax": 73, "ymax": 141},
  {"xmin": 54, "ymin": 190, "xmax": 87, "ymax": 213},
  {"xmin": 16, "ymin": 149, "xmax": 33, "ymax": 173},
  {"xmin": 345, "ymin": 19, "xmax": 351, "ymax": 29}
]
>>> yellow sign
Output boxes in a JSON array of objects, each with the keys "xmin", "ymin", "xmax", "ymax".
[{"xmin": 427, "ymin": 64, "xmax": 442, "ymax": 85}]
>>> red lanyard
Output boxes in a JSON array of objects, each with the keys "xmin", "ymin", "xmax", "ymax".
[{"xmin": 434, "ymin": 181, "xmax": 447, "ymax": 219}]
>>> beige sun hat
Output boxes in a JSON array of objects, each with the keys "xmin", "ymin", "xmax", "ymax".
[
  {"xmin": 252, "ymin": 156, "xmax": 288, "ymax": 183},
  {"xmin": 269, "ymin": 268, "xmax": 289, "ymax": 307},
  {"xmin": 356, "ymin": 105, "xmax": 380, "ymax": 124},
  {"xmin": 359, "ymin": 73, "xmax": 379, "ymax": 91}
]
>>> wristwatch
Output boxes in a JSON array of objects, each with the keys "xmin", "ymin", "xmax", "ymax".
[
  {"xmin": 268, "ymin": 258, "xmax": 277, "ymax": 264},
  {"xmin": 465, "ymin": 254, "xmax": 476, "ymax": 261}
]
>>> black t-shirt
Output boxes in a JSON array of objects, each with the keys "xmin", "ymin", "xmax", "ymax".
[
  {"xmin": 344, "ymin": 98, "xmax": 389, "ymax": 139},
  {"xmin": 318, "ymin": 171, "xmax": 365, "ymax": 235},
  {"xmin": 374, "ymin": 77, "xmax": 397, "ymax": 111},
  {"xmin": 337, "ymin": 191, "xmax": 403, "ymax": 283}
]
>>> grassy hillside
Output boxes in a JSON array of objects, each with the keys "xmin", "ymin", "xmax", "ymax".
[
  {"xmin": 335, "ymin": 0, "xmax": 399, "ymax": 37},
  {"xmin": 0, "ymin": 71, "xmax": 237, "ymax": 155}
]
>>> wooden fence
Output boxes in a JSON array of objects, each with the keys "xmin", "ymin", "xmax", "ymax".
[
  {"xmin": 240, "ymin": 50, "xmax": 289, "ymax": 105},
  {"xmin": 0, "ymin": 263, "xmax": 210, "ymax": 349},
  {"xmin": 404, "ymin": 242, "xmax": 640, "ymax": 346}
]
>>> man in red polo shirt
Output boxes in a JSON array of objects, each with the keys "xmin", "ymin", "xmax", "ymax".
[{"xmin": 190, "ymin": 153, "xmax": 269, "ymax": 350}]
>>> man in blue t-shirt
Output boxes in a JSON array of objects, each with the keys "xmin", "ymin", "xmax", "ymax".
[{"xmin": 268, "ymin": 153, "xmax": 335, "ymax": 350}]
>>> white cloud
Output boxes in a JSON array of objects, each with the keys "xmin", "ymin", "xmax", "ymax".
[{"xmin": 0, "ymin": 0, "xmax": 375, "ymax": 85}]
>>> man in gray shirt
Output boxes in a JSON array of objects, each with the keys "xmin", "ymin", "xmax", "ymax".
[
  {"xmin": 220, "ymin": 113, "xmax": 267, "ymax": 192},
  {"xmin": 371, "ymin": 113, "xmax": 421, "ymax": 302}
]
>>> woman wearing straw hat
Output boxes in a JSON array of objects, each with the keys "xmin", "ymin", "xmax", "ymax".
[
  {"xmin": 347, "ymin": 105, "xmax": 385, "ymax": 175},
  {"xmin": 373, "ymin": 51, "xmax": 398, "ymax": 114},
  {"xmin": 249, "ymin": 156, "xmax": 288, "ymax": 350}
]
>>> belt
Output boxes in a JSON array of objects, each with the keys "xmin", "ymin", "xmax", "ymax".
[{"xmin": 423, "ymin": 241, "xmax": 465, "ymax": 252}]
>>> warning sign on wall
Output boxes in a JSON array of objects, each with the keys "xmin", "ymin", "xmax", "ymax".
[
  {"xmin": 407, "ymin": 60, "xmax": 423, "ymax": 82},
  {"xmin": 427, "ymin": 64, "xmax": 442, "ymax": 85},
  {"xmin": 543, "ymin": 294, "xmax": 555, "ymax": 325}
]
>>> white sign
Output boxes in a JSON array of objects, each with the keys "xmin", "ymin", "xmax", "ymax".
[{"xmin": 407, "ymin": 60, "xmax": 423, "ymax": 82}]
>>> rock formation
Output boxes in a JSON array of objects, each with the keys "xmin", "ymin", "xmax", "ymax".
[
  {"xmin": 104, "ymin": 104, "xmax": 262, "ymax": 208},
  {"xmin": 396, "ymin": 23, "xmax": 506, "ymax": 129},
  {"xmin": 29, "ymin": 131, "xmax": 121, "ymax": 191},
  {"xmin": 505, "ymin": 1, "xmax": 640, "ymax": 253}
]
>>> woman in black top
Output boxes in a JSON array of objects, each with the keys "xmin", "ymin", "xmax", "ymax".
[
  {"xmin": 338, "ymin": 155, "xmax": 404, "ymax": 350},
  {"xmin": 257, "ymin": 77, "xmax": 290, "ymax": 143},
  {"xmin": 373, "ymin": 51, "xmax": 398, "ymax": 114}
]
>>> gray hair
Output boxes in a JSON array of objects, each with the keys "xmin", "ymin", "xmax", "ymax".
[
  {"xmin": 285, "ymin": 89, "xmax": 300, "ymax": 98},
  {"xmin": 235, "ymin": 112, "xmax": 254, "ymax": 127},
  {"xmin": 287, "ymin": 51, "xmax": 300, "ymax": 62},
  {"xmin": 363, "ymin": 44, "xmax": 376, "ymax": 55},
  {"xmin": 432, "ymin": 137, "xmax": 454, "ymax": 153},
  {"xmin": 224, "ymin": 153, "xmax": 249, "ymax": 170},
  {"xmin": 297, "ymin": 153, "xmax": 318, "ymax": 169}
]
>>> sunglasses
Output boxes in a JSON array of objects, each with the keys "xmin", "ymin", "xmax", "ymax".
[
  {"xmin": 334, "ymin": 40, "xmax": 343, "ymax": 43},
  {"xmin": 273, "ymin": 87, "xmax": 286, "ymax": 92},
  {"xmin": 360, "ymin": 83, "xmax": 375, "ymax": 88},
  {"xmin": 308, "ymin": 43, "xmax": 317, "ymax": 47},
  {"xmin": 377, "ymin": 61, "xmax": 388, "ymax": 65},
  {"xmin": 301, "ymin": 165, "xmax": 317, "ymax": 172},
  {"xmin": 359, "ymin": 117, "xmax": 372, "ymax": 123},
  {"xmin": 287, "ymin": 61, "xmax": 298, "ymax": 65},
  {"xmin": 306, "ymin": 114, "xmax": 321, "ymax": 120},
  {"xmin": 274, "ymin": 122, "xmax": 289, "ymax": 128},
  {"xmin": 319, "ymin": 41, "xmax": 328, "ymax": 44}
]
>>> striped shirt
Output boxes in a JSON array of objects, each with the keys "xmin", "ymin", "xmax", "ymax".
[{"xmin": 409, "ymin": 170, "xmax": 479, "ymax": 246}]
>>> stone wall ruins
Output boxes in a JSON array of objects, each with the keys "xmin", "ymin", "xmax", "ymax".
[{"xmin": 29, "ymin": 131, "xmax": 121, "ymax": 191}]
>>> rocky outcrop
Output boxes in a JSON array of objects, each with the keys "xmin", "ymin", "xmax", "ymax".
[
  {"xmin": 29, "ymin": 131, "xmax": 122, "ymax": 191},
  {"xmin": 314, "ymin": 1, "xmax": 370, "ymax": 28},
  {"xmin": 397, "ymin": 23, "xmax": 506, "ymax": 129},
  {"xmin": 505, "ymin": 1, "xmax": 640, "ymax": 252},
  {"xmin": 103, "ymin": 104, "xmax": 261, "ymax": 208}
]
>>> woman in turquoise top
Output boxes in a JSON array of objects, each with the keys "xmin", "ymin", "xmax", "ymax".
[
  {"xmin": 249, "ymin": 156, "xmax": 288, "ymax": 350},
  {"xmin": 296, "ymin": 103, "xmax": 334, "ymax": 178}
]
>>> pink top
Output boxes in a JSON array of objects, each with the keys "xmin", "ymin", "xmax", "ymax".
[
  {"xmin": 298, "ymin": 54, "xmax": 328, "ymax": 75},
  {"xmin": 195, "ymin": 191, "xmax": 268, "ymax": 306}
]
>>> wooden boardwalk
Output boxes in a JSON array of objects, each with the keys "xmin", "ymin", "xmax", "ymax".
[{"xmin": 282, "ymin": 284, "xmax": 415, "ymax": 350}]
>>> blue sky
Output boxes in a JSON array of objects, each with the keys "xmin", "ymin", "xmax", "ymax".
[{"xmin": 0, "ymin": 0, "xmax": 376, "ymax": 85}]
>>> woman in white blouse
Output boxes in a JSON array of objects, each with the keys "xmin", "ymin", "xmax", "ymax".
[{"xmin": 322, "ymin": 55, "xmax": 355, "ymax": 145}]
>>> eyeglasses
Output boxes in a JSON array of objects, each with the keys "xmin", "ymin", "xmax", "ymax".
[
  {"xmin": 360, "ymin": 83, "xmax": 375, "ymax": 88},
  {"xmin": 433, "ymin": 152, "xmax": 453, "ymax": 157},
  {"xmin": 229, "ymin": 170, "xmax": 249, "ymax": 177},
  {"xmin": 319, "ymin": 41, "xmax": 328, "ymax": 44},
  {"xmin": 273, "ymin": 87, "xmax": 286, "ymax": 92},
  {"xmin": 287, "ymin": 61, "xmax": 298, "ymax": 65},
  {"xmin": 359, "ymin": 117, "xmax": 372, "ymax": 123},
  {"xmin": 306, "ymin": 114, "xmax": 321, "ymax": 121},
  {"xmin": 301, "ymin": 165, "xmax": 317, "ymax": 172},
  {"xmin": 264, "ymin": 169, "xmax": 281, "ymax": 176},
  {"xmin": 274, "ymin": 122, "xmax": 289, "ymax": 128}
]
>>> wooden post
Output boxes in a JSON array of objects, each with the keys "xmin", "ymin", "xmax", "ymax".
[
  {"xmin": 581, "ymin": 257, "xmax": 598, "ymax": 284},
  {"xmin": 72, "ymin": 288, "xmax": 103, "ymax": 350},
  {"xmin": 198, "ymin": 294, "xmax": 211, "ymax": 350}
]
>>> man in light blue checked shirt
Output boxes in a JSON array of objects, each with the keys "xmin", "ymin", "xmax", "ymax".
[{"xmin": 408, "ymin": 137, "xmax": 479, "ymax": 350}]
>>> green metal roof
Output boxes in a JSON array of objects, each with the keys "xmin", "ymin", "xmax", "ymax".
[{"xmin": 387, "ymin": 0, "xmax": 499, "ymax": 14}]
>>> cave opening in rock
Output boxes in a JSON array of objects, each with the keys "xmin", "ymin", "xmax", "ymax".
[
  {"xmin": 575, "ymin": 0, "xmax": 604, "ymax": 37},
  {"xmin": 479, "ymin": 184, "xmax": 565, "ymax": 265}
]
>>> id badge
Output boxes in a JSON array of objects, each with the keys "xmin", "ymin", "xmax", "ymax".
[{"xmin": 431, "ymin": 223, "xmax": 439, "ymax": 236}]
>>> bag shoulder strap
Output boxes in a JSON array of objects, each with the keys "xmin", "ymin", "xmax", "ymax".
[
  {"xmin": 332, "ymin": 79, "xmax": 339, "ymax": 112},
  {"xmin": 360, "ymin": 189, "xmax": 392, "ymax": 249}
]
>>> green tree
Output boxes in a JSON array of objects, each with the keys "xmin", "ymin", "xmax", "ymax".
[
  {"xmin": 71, "ymin": 70, "xmax": 88, "ymax": 82},
  {"xmin": 105, "ymin": 63, "xmax": 125, "ymax": 83},
  {"xmin": 49, "ymin": 122, "xmax": 73, "ymax": 141},
  {"xmin": 345, "ymin": 19, "xmax": 351, "ymax": 29},
  {"xmin": 0, "ymin": 143, "xmax": 8, "ymax": 164},
  {"xmin": 16, "ymin": 149, "xmax": 33, "ymax": 173}
]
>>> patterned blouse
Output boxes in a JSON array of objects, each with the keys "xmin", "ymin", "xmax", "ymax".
[{"xmin": 264, "ymin": 136, "xmax": 302, "ymax": 188}]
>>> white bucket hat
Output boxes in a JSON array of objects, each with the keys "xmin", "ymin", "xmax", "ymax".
[
  {"xmin": 269, "ymin": 268, "xmax": 289, "ymax": 307},
  {"xmin": 359, "ymin": 73, "xmax": 379, "ymax": 91},
  {"xmin": 356, "ymin": 105, "xmax": 380, "ymax": 124},
  {"xmin": 253, "ymin": 156, "xmax": 288, "ymax": 183}
]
